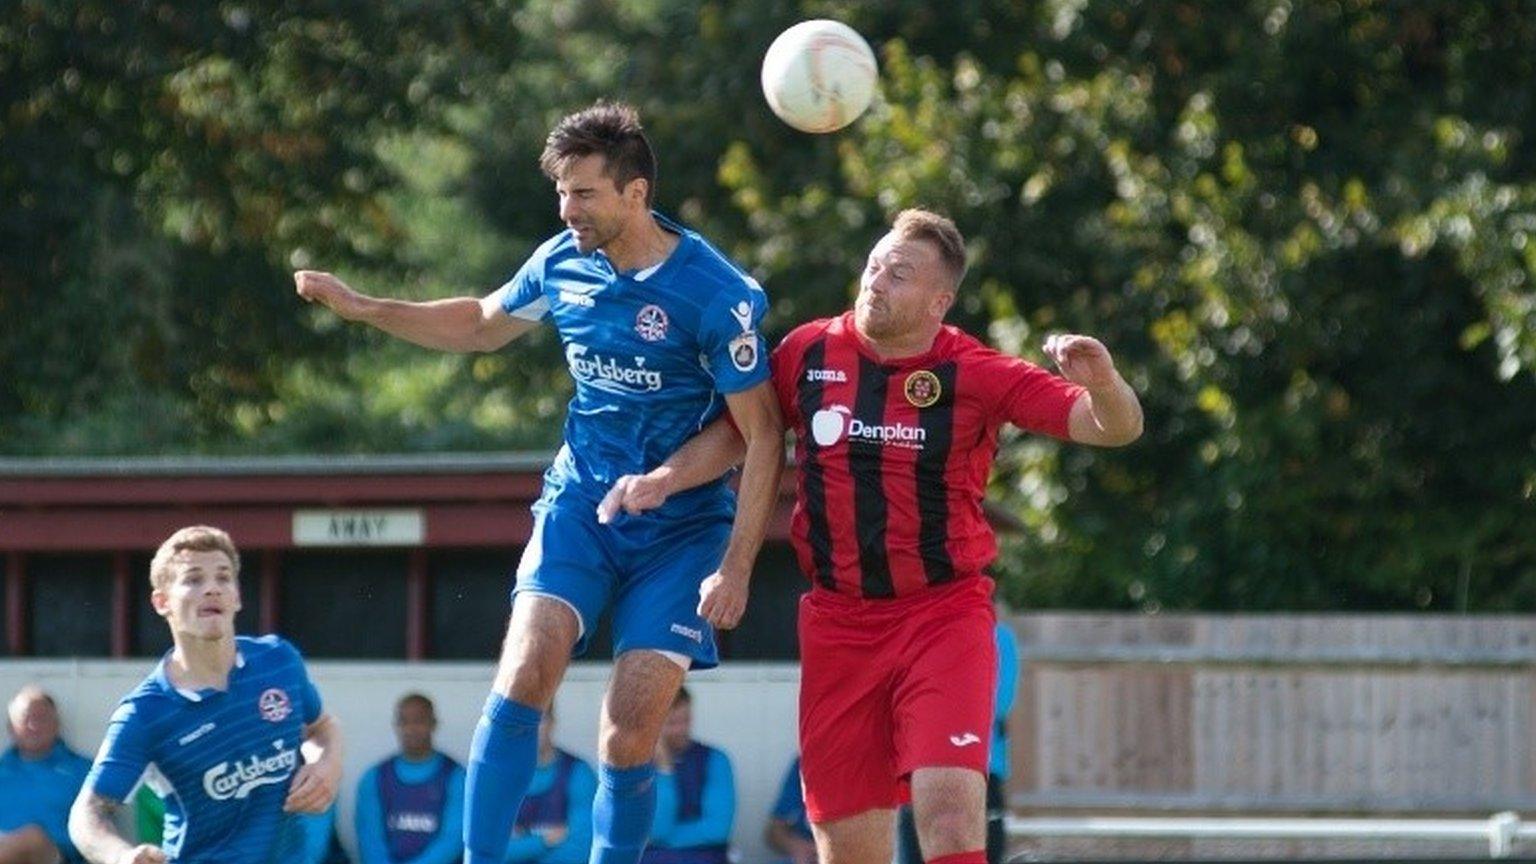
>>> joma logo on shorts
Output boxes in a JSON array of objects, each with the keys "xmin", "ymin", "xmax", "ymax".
[{"xmin": 670, "ymin": 623, "xmax": 703, "ymax": 643}]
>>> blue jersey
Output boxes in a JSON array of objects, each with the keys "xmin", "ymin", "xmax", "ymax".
[
  {"xmin": 497, "ymin": 213, "xmax": 770, "ymax": 516},
  {"xmin": 82, "ymin": 635, "xmax": 323, "ymax": 864}
]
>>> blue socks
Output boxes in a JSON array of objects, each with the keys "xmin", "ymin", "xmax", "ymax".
[
  {"xmin": 589, "ymin": 762, "xmax": 659, "ymax": 864},
  {"xmin": 464, "ymin": 693, "xmax": 542, "ymax": 864}
]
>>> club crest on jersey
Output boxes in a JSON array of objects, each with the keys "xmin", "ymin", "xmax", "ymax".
[
  {"xmin": 730, "ymin": 300, "xmax": 754, "ymax": 333},
  {"xmin": 634, "ymin": 304, "xmax": 669, "ymax": 342},
  {"xmin": 257, "ymin": 688, "xmax": 292, "ymax": 723},
  {"xmin": 904, "ymin": 370, "xmax": 942, "ymax": 408},
  {"xmin": 729, "ymin": 332, "xmax": 759, "ymax": 372}
]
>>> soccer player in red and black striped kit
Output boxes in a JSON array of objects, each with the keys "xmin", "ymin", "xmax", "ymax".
[{"xmin": 599, "ymin": 209, "xmax": 1142, "ymax": 864}]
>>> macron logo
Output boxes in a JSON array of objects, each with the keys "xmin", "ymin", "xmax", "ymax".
[
  {"xmin": 670, "ymin": 623, "xmax": 704, "ymax": 643},
  {"xmin": 949, "ymin": 733, "xmax": 982, "ymax": 748},
  {"xmin": 178, "ymin": 722, "xmax": 217, "ymax": 746}
]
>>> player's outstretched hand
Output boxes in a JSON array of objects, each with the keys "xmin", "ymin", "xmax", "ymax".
[
  {"xmin": 596, "ymin": 472, "xmax": 673, "ymax": 524},
  {"xmin": 114, "ymin": 846, "xmax": 167, "ymax": 864},
  {"xmin": 698, "ymin": 571, "xmax": 747, "ymax": 630},
  {"xmin": 294, "ymin": 270, "xmax": 373, "ymax": 322},
  {"xmin": 283, "ymin": 759, "xmax": 341, "ymax": 814},
  {"xmin": 1043, "ymin": 334, "xmax": 1120, "ymax": 389}
]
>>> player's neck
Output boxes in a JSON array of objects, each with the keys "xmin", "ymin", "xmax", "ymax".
[
  {"xmin": 603, "ymin": 215, "xmax": 679, "ymax": 273},
  {"xmin": 166, "ymin": 636, "xmax": 238, "ymax": 691}
]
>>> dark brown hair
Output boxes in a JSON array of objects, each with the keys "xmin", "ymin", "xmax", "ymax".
[{"xmin": 540, "ymin": 101, "xmax": 658, "ymax": 206}]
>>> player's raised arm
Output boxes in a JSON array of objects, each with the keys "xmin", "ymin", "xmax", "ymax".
[
  {"xmin": 1045, "ymin": 334, "xmax": 1144, "ymax": 447},
  {"xmin": 69, "ymin": 791, "xmax": 166, "ymax": 864},
  {"xmin": 284, "ymin": 711, "xmax": 344, "ymax": 814},
  {"xmin": 294, "ymin": 270, "xmax": 537, "ymax": 353}
]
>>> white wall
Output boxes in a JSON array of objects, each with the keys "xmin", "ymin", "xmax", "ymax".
[{"xmin": 0, "ymin": 659, "xmax": 802, "ymax": 864}]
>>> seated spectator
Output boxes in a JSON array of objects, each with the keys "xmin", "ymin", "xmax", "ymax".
[
  {"xmin": 0, "ymin": 685, "xmax": 90, "ymax": 864},
  {"xmin": 764, "ymin": 755, "xmax": 814, "ymax": 864},
  {"xmin": 642, "ymin": 687, "xmax": 734, "ymax": 864},
  {"xmin": 356, "ymin": 694, "xmax": 466, "ymax": 864},
  {"xmin": 505, "ymin": 704, "xmax": 596, "ymax": 864}
]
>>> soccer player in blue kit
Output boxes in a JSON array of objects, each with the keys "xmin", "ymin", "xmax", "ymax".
[
  {"xmin": 295, "ymin": 101, "xmax": 783, "ymax": 864},
  {"xmin": 67, "ymin": 526, "xmax": 344, "ymax": 864}
]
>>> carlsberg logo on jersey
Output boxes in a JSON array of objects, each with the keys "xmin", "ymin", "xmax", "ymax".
[
  {"xmin": 203, "ymin": 739, "xmax": 298, "ymax": 801},
  {"xmin": 566, "ymin": 343, "xmax": 663, "ymax": 393}
]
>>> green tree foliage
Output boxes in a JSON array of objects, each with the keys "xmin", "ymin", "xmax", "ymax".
[{"xmin": 2, "ymin": 0, "xmax": 1532, "ymax": 609}]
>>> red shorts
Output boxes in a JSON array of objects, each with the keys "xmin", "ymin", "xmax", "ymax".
[{"xmin": 797, "ymin": 576, "xmax": 998, "ymax": 823}]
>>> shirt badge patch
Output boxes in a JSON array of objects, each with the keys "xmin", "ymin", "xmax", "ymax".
[
  {"xmin": 258, "ymin": 688, "xmax": 293, "ymax": 723},
  {"xmin": 635, "ymin": 304, "xmax": 669, "ymax": 342},
  {"xmin": 730, "ymin": 300, "xmax": 754, "ymax": 333},
  {"xmin": 729, "ymin": 332, "xmax": 760, "ymax": 372},
  {"xmin": 904, "ymin": 370, "xmax": 942, "ymax": 408}
]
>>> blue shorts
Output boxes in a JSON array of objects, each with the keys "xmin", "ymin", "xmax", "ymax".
[{"xmin": 512, "ymin": 500, "xmax": 732, "ymax": 669}]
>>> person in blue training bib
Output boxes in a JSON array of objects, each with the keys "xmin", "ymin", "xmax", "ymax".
[
  {"xmin": 505, "ymin": 703, "xmax": 595, "ymax": 864},
  {"xmin": 67, "ymin": 526, "xmax": 345, "ymax": 864},
  {"xmin": 641, "ymin": 688, "xmax": 733, "ymax": 864},
  {"xmin": 355, "ymin": 694, "xmax": 465, "ymax": 864},
  {"xmin": 294, "ymin": 100, "xmax": 783, "ymax": 864},
  {"xmin": 0, "ymin": 685, "xmax": 92, "ymax": 864}
]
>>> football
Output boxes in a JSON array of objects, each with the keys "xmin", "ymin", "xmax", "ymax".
[{"xmin": 760, "ymin": 19, "xmax": 879, "ymax": 134}]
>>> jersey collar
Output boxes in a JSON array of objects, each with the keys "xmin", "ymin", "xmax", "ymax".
[{"xmin": 156, "ymin": 646, "xmax": 247, "ymax": 703}]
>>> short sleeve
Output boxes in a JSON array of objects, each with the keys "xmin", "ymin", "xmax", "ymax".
[
  {"xmin": 84, "ymin": 701, "xmax": 154, "ymax": 803},
  {"xmin": 699, "ymin": 276, "xmax": 770, "ymax": 394},
  {"xmin": 494, "ymin": 253, "xmax": 551, "ymax": 322},
  {"xmin": 974, "ymin": 349, "xmax": 1084, "ymax": 439},
  {"xmin": 769, "ymin": 323, "xmax": 819, "ymax": 427}
]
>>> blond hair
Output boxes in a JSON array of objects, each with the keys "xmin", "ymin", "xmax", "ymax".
[
  {"xmin": 892, "ymin": 208, "xmax": 967, "ymax": 288},
  {"xmin": 149, "ymin": 525, "xmax": 240, "ymax": 591}
]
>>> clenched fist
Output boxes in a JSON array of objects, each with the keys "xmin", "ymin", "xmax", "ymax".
[{"xmin": 295, "ymin": 271, "xmax": 374, "ymax": 322}]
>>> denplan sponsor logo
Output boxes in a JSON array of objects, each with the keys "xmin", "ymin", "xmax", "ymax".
[
  {"xmin": 566, "ymin": 343, "xmax": 663, "ymax": 393},
  {"xmin": 203, "ymin": 739, "xmax": 298, "ymax": 801},
  {"xmin": 809, "ymin": 405, "xmax": 926, "ymax": 449}
]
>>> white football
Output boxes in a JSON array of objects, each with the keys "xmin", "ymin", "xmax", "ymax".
[{"xmin": 760, "ymin": 19, "xmax": 879, "ymax": 134}]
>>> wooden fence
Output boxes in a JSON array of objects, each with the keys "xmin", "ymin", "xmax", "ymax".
[{"xmin": 1004, "ymin": 614, "xmax": 1536, "ymax": 859}]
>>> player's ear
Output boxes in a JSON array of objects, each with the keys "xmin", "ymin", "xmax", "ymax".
[
  {"xmin": 150, "ymin": 587, "xmax": 170, "ymax": 618},
  {"xmin": 624, "ymin": 176, "xmax": 650, "ymax": 207},
  {"xmin": 931, "ymin": 288, "xmax": 956, "ymax": 319}
]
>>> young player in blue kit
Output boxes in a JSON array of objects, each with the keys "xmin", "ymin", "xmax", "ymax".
[
  {"xmin": 295, "ymin": 102, "xmax": 783, "ymax": 864},
  {"xmin": 68, "ymin": 526, "xmax": 344, "ymax": 864}
]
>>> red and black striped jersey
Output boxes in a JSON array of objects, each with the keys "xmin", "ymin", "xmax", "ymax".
[{"xmin": 771, "ymin": 312, "xmax": 1084, "ymax": 599}]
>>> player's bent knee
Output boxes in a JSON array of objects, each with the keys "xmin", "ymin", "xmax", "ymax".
[
  {"xmin": 911, "ymin": 769, "xmax": 987, "ymax": 856},
  {"xmin": 913, "ymin": 807, "xmax": 983, "ymax": 857},
  {"xmin": 813, "ymin": 810, "xmax": 895, "ymax": 864}
]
